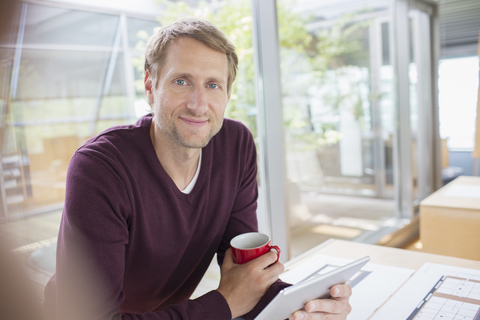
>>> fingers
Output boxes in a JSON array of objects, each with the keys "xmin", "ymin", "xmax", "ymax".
[
  {"xmin": 288, "ymin": 284, "xmax": 353, "ymax": 320},
  {"xmin": 250, "ymin": 250, "xmax": 282, "ymax": 269},
  {"xmin": 217, "ymin": 249, "xmax": 284, "ymax": 318},
  {"xmin": 330, "ymin": 284, "xmax": 352, "ymax": 299},
  {"xmin": 303, "ymin": 285, "xmax": 352, "ymax": 312},
  {"xmin": 239, "ymin": 251, "xmax": 283, "ymax": 287},
  {"xmin": 290, "ymin": 299, "xmax": 352, "ymax": 319},
  {"xmin": 249, "ymin": 252, "xmax": 284, "ymax": 280},
  {"xmin": 222, "ymin": 249, "xmax": 283, "ymax": 289},
  {"xmin": 304, "ymin": 298, "xmax": 348, "ymax": 314}
]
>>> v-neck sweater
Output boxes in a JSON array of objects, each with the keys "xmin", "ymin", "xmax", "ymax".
[{"xmin": 43, "ymin": 115, "xmax": 289, "ymax": 320}]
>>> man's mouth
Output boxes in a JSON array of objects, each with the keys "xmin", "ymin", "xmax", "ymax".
[{"xmin": 180, "ymin": 117, "xmax": 208, "ymax": 127}]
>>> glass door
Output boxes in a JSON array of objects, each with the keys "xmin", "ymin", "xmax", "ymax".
[
  {"xmin": 274, "ymin": 0, "xmax": 398, "ymax": 256},
  {"xmin": 258, "ymin": 0, "xmax": 440, "ymax": 257}
]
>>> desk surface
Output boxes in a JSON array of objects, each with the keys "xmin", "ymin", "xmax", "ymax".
[
  {"xmin": 286, "ymin": 238, "xmax": 480, "ymax": 271},
  {"xmin": 284, "ymin": 239, "xmax": 480, "ymax": 320},
  {"xmin": 420, "ymin": 175, "xmax": 480, "ymax": 210}
]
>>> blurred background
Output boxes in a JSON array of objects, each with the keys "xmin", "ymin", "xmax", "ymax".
[{"xmin": 0, "ymin": 0, "xmax": 479, "ymax": 303}]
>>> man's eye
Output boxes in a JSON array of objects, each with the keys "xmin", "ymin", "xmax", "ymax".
[
  {"xmin": 208, "ymin": 83, "xmax": 219, "ymax": 89},
  {"xmin": 175, "ymin": 79, "xmax": 187, "ymax": 86}
]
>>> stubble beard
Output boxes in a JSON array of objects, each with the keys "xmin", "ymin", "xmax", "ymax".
[{"xmin": 153, "ymin": 113, "xmax": 224, "ymax": 149}]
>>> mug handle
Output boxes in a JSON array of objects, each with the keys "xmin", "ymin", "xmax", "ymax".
[{"xmin": 269, "ymin": 245, "xmax": 281, "ymax": 263}]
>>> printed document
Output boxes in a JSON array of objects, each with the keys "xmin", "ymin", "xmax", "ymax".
[{"xmin": 371, "ymin": 262, "xmax": 480, "ymax": 320}]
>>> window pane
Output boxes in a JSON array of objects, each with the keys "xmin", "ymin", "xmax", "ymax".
[
  {"xmin": 277, "ymin": 0, "xmax": 395, "ymax": 256},
  {"xmin": 439, "ymin": 57, "xmax": 479, "ymax": 150},
  {"xmin": 15, "ymin": 49, "xmax": 109, "ymax": 101},
  {"xmin": 126, "ymin": 16, "xmax": 160, "ymax": 49},
  {"xmin": 23, "ymin": 4, "xmax": 119, "ymax": 47},
  {"xmin": 3, "ymin": 5, "xmax": 133, "ymax": 219}
]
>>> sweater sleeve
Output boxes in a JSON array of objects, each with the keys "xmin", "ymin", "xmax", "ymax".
[
  {"xmin": 242, "ymin": 280, "xmax": 292, "ymax": 320},
  {"xmin": 44, "ymin": 150, "xmax": 232, "ymax": 320},
  {"xmin": 216, "ymin": 128, "xmax": 260, "ymax": 266},
  {"xmin": 214, "ymin": 127, "xmax": 292, "ymax": 319}
]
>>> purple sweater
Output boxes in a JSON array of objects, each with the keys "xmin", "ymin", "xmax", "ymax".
[{"xmin": 43, "ymin": 115, "xmax": 289, "ymax": 320}]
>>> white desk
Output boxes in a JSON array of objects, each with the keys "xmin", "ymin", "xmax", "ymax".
[{"xmin": 247, "ymin": 239, "xmax": 480, "ymax": 320}]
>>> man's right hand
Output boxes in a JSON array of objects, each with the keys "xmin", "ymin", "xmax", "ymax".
[{"xmin": 217, "ymin": 248, "xmax": 284, "ymax": 319}]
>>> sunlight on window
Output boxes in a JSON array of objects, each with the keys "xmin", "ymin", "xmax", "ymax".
[{"xmin": 439, "ymin": 56, "xmax": 479, "ymax": 150}]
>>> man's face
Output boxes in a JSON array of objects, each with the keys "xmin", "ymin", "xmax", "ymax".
[{"xmin": 145, "ymin": 37, "xmax": 230, "ymax": 149}]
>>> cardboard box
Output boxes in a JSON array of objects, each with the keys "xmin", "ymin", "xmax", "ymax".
[{"xmin": 420, "ymin": 176, "xmax": 480, "ymax": 260}]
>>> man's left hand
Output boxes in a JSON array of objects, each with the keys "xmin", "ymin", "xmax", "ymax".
[{"xmin": 289, "ymin": 284, "xmax": 352, "ymax": 320}]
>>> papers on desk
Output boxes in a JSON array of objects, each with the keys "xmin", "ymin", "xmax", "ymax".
[
  {"xmin": 370, "ymin": 262, "xmax": 480, "ymax": 320},
  {"xmin": 280, "ymin": 254, "xmax": 415, "ymax": 320}
]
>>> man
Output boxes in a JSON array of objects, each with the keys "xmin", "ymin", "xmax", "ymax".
[{"xmin": 44, "ymin": 18, "xmax": 352, "ymax": 320}]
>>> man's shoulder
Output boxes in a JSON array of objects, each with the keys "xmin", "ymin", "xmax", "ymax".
[
  {"xmin": 73, "ymin": 115, "xmax": 152, "ymax": 166},
  {"xmin": 222, "ymin": 117, "xmax": 249, "ymax": 129},
  {"xmin": 218, "ymin": 118, "xmax": 253, "ymax": 140},
  {"xmin": 81, "ymin": 116, "xmax": 151, "ymax": 152},
  {"xmin": 209, "ymin": 118, "xmax": 255, "ymax": 159}
]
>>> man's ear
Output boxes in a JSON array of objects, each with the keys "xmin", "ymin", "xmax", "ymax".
[{"xmin": 144, "ymin": 70, "xmax": 154, "ymax": 104}]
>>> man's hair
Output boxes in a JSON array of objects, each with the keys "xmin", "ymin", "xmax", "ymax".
[{"xmin": 144, "ymin": 17, "xmax": 238, "ymax": 94}]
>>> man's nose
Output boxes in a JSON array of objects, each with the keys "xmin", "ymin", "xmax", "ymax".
[{"xmin": 186, "ymin": 87, "xmax": 208, "ymax": 115}]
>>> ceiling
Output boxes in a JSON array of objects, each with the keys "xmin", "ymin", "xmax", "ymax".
[{"xmin": 439, "ymin": 0, "xmax": 480, "ymax": 59}]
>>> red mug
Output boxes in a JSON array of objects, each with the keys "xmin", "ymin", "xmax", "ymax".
[{"xmin": 230, "ymin": 232, "xmax": 281, "ymax": 264}]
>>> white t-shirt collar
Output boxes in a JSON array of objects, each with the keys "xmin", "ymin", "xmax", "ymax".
[{"xmin": 181, "ymin": 150, "xmax": 202, "ymax": 194}]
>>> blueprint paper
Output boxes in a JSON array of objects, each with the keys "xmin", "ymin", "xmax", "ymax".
[{"xmin": 371, "ymin": 262, "xmax": 480, "ymax": 320}]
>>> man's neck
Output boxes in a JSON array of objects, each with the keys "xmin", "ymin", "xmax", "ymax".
[{"xmin": 150, "ymin": 121, "xmax": 201, "ymax": 191}]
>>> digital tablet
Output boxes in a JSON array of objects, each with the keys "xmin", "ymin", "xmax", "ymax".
[{"xmin": 254, "ymin": 255, "xmax": 370, "ymax": 320}]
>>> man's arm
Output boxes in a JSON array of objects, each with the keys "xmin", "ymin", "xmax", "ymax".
[
  {"xmin": 45, "ymin": 150, "xmax": 232, "ymax": 320},
  {"xmin": 213, "ymin": 124, "xmax": 352, "ymax": 320},
  {"xmin": 217, "ymin": 249, "xmax": 284, "ymax": 318}
]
